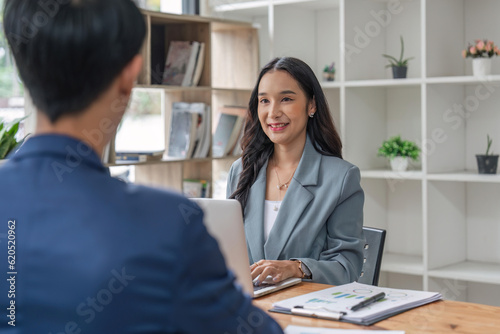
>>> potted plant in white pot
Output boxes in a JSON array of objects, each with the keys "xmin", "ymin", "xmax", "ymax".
[
  {"xmin": 378, "ymin": 135, "xmax": 420, "ymax": 172},
  {"xmin": 476, "ymin": 134, "xmax": 498, "ymax": 174},
  {"xmin": 462, "ymin": 39, "xmax": 500, "ymax": 76},
  {"xmin": 382, "ymin": 36, "xmax": 414, "ymax": 79}
]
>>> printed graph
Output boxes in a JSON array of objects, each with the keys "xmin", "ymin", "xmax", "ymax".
[
  {"xmin": 330, "ymin": 292, "xmax": 366, "ymax": 300},
  {"xmin": 305, "ymin": 298, "xmax": 335, "ymax": 304}
]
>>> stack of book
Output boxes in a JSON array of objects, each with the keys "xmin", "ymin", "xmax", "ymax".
[
  {"xmin": 212, "ymin": 106, "xmax": 247, "ymax": 158},
  {"xmin": 162, "ymin": 40, "xmax": 205, "ymax": 87},
  {"xmin": 115, "ymin": 151, "xmax": 164, "ymax": 162},
  {"xmin": 167, "ymin": 102, "xmax": 211, "ymax": 159}
]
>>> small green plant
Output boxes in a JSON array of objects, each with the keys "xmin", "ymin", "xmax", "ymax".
[
  {"xmin": 0, "ymin": 117, "xmax": 28, "ymax": 159},
  {"xmin": 378, "ymin": 135, "xmax": 420, "ymax": 160},
  {"xmin": 323, "ymin": 62, "xmax": 335, "ymax": 74},
  {"xmin": 485, "ymin": 134, "xmax": 494, "ymax": 155},
  {"xmin": 382, "ymin": 36, "xmax": 414, "ymax": 68},
  {"xmin": 322, "ymin": 62, "xmax": 335, "ymax": 81}
]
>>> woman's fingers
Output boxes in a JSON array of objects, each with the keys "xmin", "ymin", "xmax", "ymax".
[
  {"xmin": 256, "ymin": 266, "xmax": 276, "ymax": 284},
  {"xmin": 250, "ymin": 260, "xmax": 291, "ymax": 284}
]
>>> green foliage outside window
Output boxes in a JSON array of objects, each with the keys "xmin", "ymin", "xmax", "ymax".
[{"xmin": 0, "ymin": 0, "xmax": 24, "ymax": 98}]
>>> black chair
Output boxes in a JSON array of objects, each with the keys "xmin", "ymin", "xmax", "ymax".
[{"xmin": 357, "ymin": 226, "xmax": 386, "ymax": 286}]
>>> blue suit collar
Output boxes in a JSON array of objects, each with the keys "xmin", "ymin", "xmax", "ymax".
[{"xmin": 12, "ymin": 134, "xmax": 108, "ymax": 173}]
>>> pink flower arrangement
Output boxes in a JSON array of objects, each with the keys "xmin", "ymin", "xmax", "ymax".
[{"xmin": 463, "ymin": 39, "xmax": 500, "ymax": 58}]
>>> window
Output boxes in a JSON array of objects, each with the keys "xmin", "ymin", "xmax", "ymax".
[
  {"xmin": 135, "ymin": 0, "xmax": 198, "ymax": 15},
  {"xmin": 0, "ymin": 0, "xmax": 26, "ymax": 139}
]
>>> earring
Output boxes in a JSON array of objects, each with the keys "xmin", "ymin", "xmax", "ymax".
[{"xmin": 309, "ymin": 113, "xmax": 315, "ymax": 118}]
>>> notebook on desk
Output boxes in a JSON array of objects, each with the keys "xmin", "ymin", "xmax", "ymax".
[{"xmin": 192, "ymin": 198, "xmax": 302, "ymax": 298}]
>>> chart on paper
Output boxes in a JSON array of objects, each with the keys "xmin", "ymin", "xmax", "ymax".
[{"xmin": 301, "ymin": 287, "xmax": 387, "ymax": 311}]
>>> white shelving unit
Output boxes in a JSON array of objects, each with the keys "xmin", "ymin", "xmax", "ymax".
[{"xmin": 210, "ymin": 0, "xmax": 500, "ymax": 306}]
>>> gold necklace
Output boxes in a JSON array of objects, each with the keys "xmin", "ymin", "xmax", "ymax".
[{"xmin": 272, "ymin": 161, "xmax": 297, "ymax": 211}]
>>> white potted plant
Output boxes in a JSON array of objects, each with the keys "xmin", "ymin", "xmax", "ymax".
[
  {"xmin": 476, "ymin": 134, "xmax": 499, "ymax": 174},
  {"xmin": 378, "ymin": 135, "xmax": 420, "ymax": 172},
  {"xmin": 462, "ymin": 39, "xmax": 500, "ymax": 76}
]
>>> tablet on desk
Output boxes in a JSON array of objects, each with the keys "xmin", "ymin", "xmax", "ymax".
[{"xmin": 192, "ymin": 198, "xmax": 301, "ymax": 298}]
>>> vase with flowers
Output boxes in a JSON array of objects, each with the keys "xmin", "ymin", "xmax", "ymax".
[{"xmin": 462, "ymin": 39, "xmax": 500, "ymax": 76}]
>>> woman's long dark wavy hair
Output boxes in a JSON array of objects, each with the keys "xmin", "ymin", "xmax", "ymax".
[{"xmin": 229, "ymin": 57, "xmax": 342, "ymax": 210}]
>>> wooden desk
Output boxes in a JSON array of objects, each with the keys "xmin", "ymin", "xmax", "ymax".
[{"xmin": 254, "ymin": 282, "xmax": 500, "ymax": 333}]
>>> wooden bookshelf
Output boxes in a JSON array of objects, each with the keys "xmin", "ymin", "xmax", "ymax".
[{"xmin": 121, "ymin": 10, "xmax": 258, "ymax": 197}]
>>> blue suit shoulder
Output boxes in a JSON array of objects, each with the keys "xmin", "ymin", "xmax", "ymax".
[{"xmin": 116, "ymin": 180, "xmax": 204, "ymax": 226}]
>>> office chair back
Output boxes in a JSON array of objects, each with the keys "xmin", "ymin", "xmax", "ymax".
[{"xmin": 357, "ymin": 226, "xmax": 386, "ymax": 286}]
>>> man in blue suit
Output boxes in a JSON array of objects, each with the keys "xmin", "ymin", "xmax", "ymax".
[{"xmin": 0, "ymin": 0, "xmax": 282, "ymax": 333}]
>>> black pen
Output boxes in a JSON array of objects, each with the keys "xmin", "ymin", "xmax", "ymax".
[{"xmin": 350, "ymin": 292, "xmax": 386, "ymax": 311}]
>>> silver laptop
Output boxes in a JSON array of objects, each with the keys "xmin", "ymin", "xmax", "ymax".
[{"xmin": 192, "ymin": 198, "xmax": 301, "ymax": 298}]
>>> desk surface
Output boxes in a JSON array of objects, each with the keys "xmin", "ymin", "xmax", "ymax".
[{"xmin": 254, "ymin": 282, "xmax": 500, "ymax": 333}]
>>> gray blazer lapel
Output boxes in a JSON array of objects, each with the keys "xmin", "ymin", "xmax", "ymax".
[
  {"xmin": 264, "ymin": 136, "xmax": 322, "ymax": 260},
  {"xmin": 244, "ymin": 159, "xmax": 268, "ymax": 263}
]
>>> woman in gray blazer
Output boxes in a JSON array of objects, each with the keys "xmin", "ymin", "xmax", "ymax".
[{"xmin": 226, "ymin": 57, "xmax": 364, "ymax": 286}]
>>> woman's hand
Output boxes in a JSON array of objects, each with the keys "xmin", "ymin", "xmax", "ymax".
[{"xmin": 250, "ymin": 259, "xmax": 302, "ymax": 285}]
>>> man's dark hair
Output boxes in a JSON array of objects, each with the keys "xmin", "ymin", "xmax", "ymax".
[{"xmin": 3, "ymin": 0, "xmax": 146, "ymax": 123}]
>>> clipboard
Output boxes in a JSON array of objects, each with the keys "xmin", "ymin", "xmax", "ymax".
[
  {"xmin": 269, "ymin": 304, "xmax": 417, "ymax": 326},
  {"xmin": 269, "ymin": 282, "xmax": 442, "ymax": 326}
]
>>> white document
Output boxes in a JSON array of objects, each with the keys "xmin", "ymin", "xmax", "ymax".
[
  {"xmin": 285, "ymin": 326, "xmax": 404, "ymax": 334},
  {"xmin": 273, "ymin": 282, "xmax": 441, "ymax": 325}
]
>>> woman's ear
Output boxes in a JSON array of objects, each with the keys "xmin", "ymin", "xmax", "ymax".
[{"xmin": 308, "ymin": 96, "xmax": 317, "ymax": 115}]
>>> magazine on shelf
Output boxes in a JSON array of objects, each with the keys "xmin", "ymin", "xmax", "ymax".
[
  {"xmin": 212, "ymin": 106, "xmax": 246, "ymax": 158},
  {"xmin": 168, "ymin": 102, "xmax": 209, "ymax": 159},
  {"xmin": 192, "ymin": 104, "xmax": 211, "ymax": 159},
  {"xmin": 185, "ymin": 102, "xmax": 205, "ymax": 158},
  {"xmin": 162, "ymin": 41, "xmax": 192, "ymax": 86},
  {"xmin": 191, "ymin": 42, "xmax": 205, "ymax": 86},
  {"xmin": 181, "ymin": 41, "xmax": 200, "ymax": 87}
]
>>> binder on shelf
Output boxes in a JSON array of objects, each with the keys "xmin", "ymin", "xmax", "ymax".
[{"xmin": 270, "ymin": 282, "xmax": 442, "ymax": 326}]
